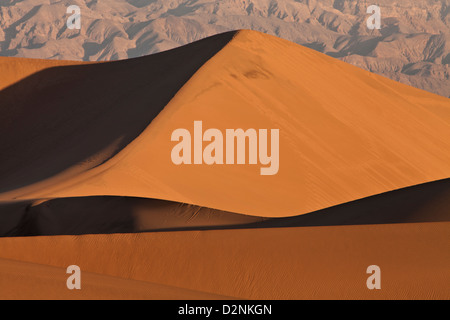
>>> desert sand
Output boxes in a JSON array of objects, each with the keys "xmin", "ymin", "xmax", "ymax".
[
  {"xmin": 1, "ymin": 178, "xmax": 449, "ymax": 237},
  {"xmin": 0, "ymin": 257, "xmax": 233, "ymax": 300},
  {"xmin": 0, "ymin": 30, "xmax": 449, "ymax": 299},
  {"xmin": 0, "ymin": 222, "xmax": 448, "ymax": 300},
  {"xmin": 1, "ymin": 30, "xmax": 449, "ymax": 217}
]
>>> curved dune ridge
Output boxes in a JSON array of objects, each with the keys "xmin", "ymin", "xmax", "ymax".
[
  {"xmin": 1, "ymin": 178, "xmax": 450, "ymax": 237},
  {"xmin": 0, "ymin": 31, "xmax": 236, "ymax": 195},
  {"xmin": 0, "ymin": 30, "xmax": 449, "ymax": 299},
  {"xmin": 0, "ymin": 30, "xmax": 449, "ymax": 217}
]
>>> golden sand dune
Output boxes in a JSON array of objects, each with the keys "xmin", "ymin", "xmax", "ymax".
[
  {"xmin": 0, "ymin": 30, "xmax": 449, "ymax": 300},
  {"xmin": 1, "ymin": 178, "xmax": 449, "ymax": 237},
  {"xmin": 0, "ymin": 222, "xmax": 448, "ymax": 300},
  {"xmin": 0, "ymin": 31, "xmax": 235, "ymax": 199},
  {"xmin": 1, "ymin": 30, "xmax": 449, "ymax": 217}
]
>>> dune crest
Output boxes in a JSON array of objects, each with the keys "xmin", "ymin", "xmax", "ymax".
[
  {"xmin": 1, "ymin": 178, "xmax": 449, "ymax": 237},
  {"xmin": 0, "ymin": 30, "xmax": 450, "ymax": 217},
  {"xmin": 1, "ymin": 0, "xmax": 449, "ymax": 97}
]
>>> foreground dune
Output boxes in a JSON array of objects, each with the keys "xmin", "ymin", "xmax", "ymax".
[
  {"xmin": 0, "ymin": 222, "xmax": 448, "ymax": 300},
  {"xmin": 0, "ymin": 257, "xmax": 233, "ymax": 300},
  {"xmin": 0, "ymin": 31, "xmax": 449, "ymax": 217}
]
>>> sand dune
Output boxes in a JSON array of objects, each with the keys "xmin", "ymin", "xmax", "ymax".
[
  {"xmin": 0, "ymin": 31, "xmax": 235, "ymax": 195},
  {"xmin": 2, "ymin": 30, "xmax": 449, "ymax": 217},
  {"xmin": 0, "ymin": 30, "xmax": 449, "ymax": 300},
  {"xmin": 0, "ymin": 257, "xmax": 233, "ymax": 300},
  {"xmin": 0, "ymin": 197, "xmax": 265, "ymax": 237},
  {"xmin": 0, "ymin": 222, "xmax": 448, "ymax": 299},
  {"xmin": 255, "ymin": 178, "xmax": 450, "ymax": 228},
  {"xmin": 0, "ymin": 57, "xmax": 85, "ymax": 91},
  {"xmin": 1, "ymin": 178, "xmax": 449, "ymax": 237}
]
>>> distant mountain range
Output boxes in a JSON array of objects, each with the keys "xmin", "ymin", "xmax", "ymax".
[{"xmin": 0, "ymin": 0, "xmax": 449, "ymax": 97}]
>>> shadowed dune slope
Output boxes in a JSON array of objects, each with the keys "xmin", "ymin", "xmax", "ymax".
[
  {"xmin": 0, "ymin": 30, "xmax": 449, "ymax": 217},
  {"xmin": 0, "ymin": 222, "xmax": 448, "ymax": 299},
  {"xmin": 0, "ymin": 197, "xmax": 266, "ymax": 237},
  {"xmin": 255, "ymin": 177, "xmax": 450, "ymax": 228},
  {"xmin": 0, "ymin": 31, "xmax": 236, "ymax": 193},
  {"xmin": 1, "ymin": 178, "xmax": 449, "ymax": 237},
  {"xmin": 0, "ymin": 57, "xmax": 84, "ymax": 91}
]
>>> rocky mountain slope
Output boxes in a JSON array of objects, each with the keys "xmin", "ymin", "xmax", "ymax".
[{"xmin": 0, "ymin": 0, "xmax": 449, "ymax": 97}]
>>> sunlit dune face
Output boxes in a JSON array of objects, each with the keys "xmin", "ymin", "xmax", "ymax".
[{"xmin": 0, "ymin": 31, "xmax": 449, "ymax": 218}]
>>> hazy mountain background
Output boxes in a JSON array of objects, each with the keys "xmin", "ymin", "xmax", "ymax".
[{"xmin": 0, "ymin": 0, "xmax": 449, "ymax": 97}]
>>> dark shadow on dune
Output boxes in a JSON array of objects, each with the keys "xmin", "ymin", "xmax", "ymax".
[
  {"xmin": 1, "ymin": 197, "xmax": 136, "ymax": 237},
  {"xmin": 0, "ymin": 196, "xmax": 266, "ymax": 237},
  {"xmin": 1, "ymin": 178, "xmax": 449, "ymax": 237},
  {"xmin": 0, "ymin": 31, "xmax": 237, "ymax": 194},
  {"xmin": 253, "ymin": 177, "xmax": 450, "ymax": 229}
]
